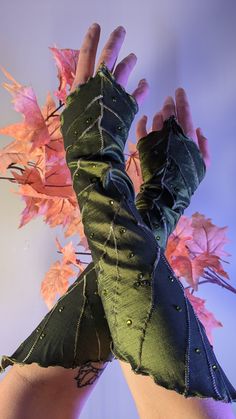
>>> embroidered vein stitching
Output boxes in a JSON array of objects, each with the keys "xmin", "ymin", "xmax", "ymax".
[
  {"xmin": 65, "ymin": 95, "xmax": 103, "ymax": 136},
  {"xmin": 193, "ymin": 306, "xmax": 222, "ymax": 399},
  {"xmin": 73, "ymin": 274, "xmax": 87, "ymax": 362},
  {"xmin": 21, "ymin": 277, "xmax": 87, "ymax": 363},
  {"xmin": 78, "ymin": 117, "xmax": 100, "ymax": 141},
  {"xmin": 183, "ymin": 292, "xmax": 191, "ymax": 395},
  {"xmin": 103, "ymin": 104, "xmax": 126, "ymax": 125},
  {"xmin": 110, "ymin": 223, "xmax": 120, "ymax": 331}
]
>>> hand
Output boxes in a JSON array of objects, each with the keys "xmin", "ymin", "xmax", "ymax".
[
  {"xmin": 70, "ymin": 23, "xmax": 149, "ymax": 106},
  {"xmin": 136, "ymin": 88, "xmax": 211, "ymax": 168}
]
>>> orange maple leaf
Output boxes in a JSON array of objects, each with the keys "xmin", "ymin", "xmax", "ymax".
[
  {"xmin": 10, "ymin": 161, "xmax": 73, "ymax": 198},
  {"xmin": 41, "ymin": 260, "xmax": 77, "ymax": 309},
  {"xmin": 64, "ymin": 207, "xmax": 86, "ymax": 239}
]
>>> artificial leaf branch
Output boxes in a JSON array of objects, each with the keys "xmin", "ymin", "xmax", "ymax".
[{"xmin": 0, "ymin": 47, "xmax": 235, "ymax": 345}]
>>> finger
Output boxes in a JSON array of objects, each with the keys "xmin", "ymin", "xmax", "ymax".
[
  {"xmin": 113, "ymin": 53, "xmax": 137, "ymax": 87},
  {"xmin": 136, "ymin": 115, "xmax": 148, "ymax": 140},
  {"xmin": 162, "ymin": 96, "xmax": 176, "ymax": 121},
  {"xmin": 132, "ymin": 79, "xmax": 149, "ymax": 107},
  {"xmin": 196, "ymin": 127, "xmax": 211, "ymax": 169},
  {"xmin": 175, "ymin": 87, "xmax": 197, "ymax": 143},
  {"xmin": 96, "ymin": 26, "xmax": 126, "ymax": 72},
  {"xmin": 71, "ymin": 23, "xmax": 101, "ymax": 91},
  {"xmin": 152, "ymin": 112, "xmax": 164, "ymax": 131}
]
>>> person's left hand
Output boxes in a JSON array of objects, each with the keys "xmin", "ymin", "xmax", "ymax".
[
  {"xmin": 136, "ymin": 88, "xmax": 211, "ymax": 169},
  {"xmin": 70, "ymin": 23, "xmax": 149, "ymax": 107}
]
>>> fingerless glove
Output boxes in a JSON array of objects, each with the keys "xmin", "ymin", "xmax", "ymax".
[{"xmin": 136, "ymin": 116, "xmax": 206, "ymax": 249}]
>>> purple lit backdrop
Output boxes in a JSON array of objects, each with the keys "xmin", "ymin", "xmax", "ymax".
[{"xmin": 0, "ymin": 0, "xmax": 235, "ymax": 417}]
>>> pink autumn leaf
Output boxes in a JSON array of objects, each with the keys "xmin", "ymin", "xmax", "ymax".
[
  {"xmin": 11, "ymin": 162, "xmax": 73, "ymax": 199},
  {"xmin": 76, "ymin": 235, "xmax": 90, "ymax": 252},
  {"xmin": 0, "ymin": 141, "xmax": 30, "ymax": 174},
  {"xmin": 125, "ymin": 140, "xmax": 143, "ymax": 194},
  {"xmin": 1, "ymin": 67, "xmax": 51, "ymax": 151},
  {"xmin": 55, "ymin": 238, "xmax": 87, "ymax": 274},
  {"xmin": 12, "ymin": 183, "xmax": 78, "ymax": 230},
  {"xmin": 55, "ymin": 237, "xmax": 78, "ymax": 266},
  {"xmin": 172, "ymin": 215, "xmax": 193, "ymax": 240},
  {"xmin": 18, "ymin": 195, "xmax": 43, "ymax": 227},
  {"xmin": 49, "ymin": 47, "xmax": 80, "ymax": 102},
  {"xmin": 166, "ymin": 216, "xmax": 194, "ymax": 261},
  {"xmin": 171, "ymin": 255, "xmax": 206, "ymax": 289},
  {"xmin": 64, "ymin": 207, "xmax": 86, "ymax": 240},
  {"xmin": 40, "ymin": 93, "xmax": 66, "ymax": 168},
  {"xmin": 43, "ymin": 197, "xmax": 78, "ymax": 229},
  {"xmin": 185, "ymin": 289, "xmax": 223, "ymax": 345},
  {"xmin": 187, "ymin": 212, "xmax": 230, "ymax": 258},
  {"xmin": 41, "ymin": 260, "xmax": 77, "ymax": 309}
]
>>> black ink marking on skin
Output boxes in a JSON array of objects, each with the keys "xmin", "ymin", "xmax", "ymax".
[{"xmin": 74, "ymin": 362, "xmax": 107, "ymax": 388}]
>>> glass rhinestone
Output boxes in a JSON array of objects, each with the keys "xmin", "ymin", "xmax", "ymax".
[
  {"xmin": 175, "ymin": 305, "xmax": 182, "ymax": 312},
  {"xmin": 58, "ymin": 306, "xmax": 64, "ymax": 313},
  {"xmin": 195, "ymin": 348, "xmax": 201, "ymax": 354},
  {"xmin": 110, "ymin": 200, "xmax": 114, "ymax": 205},
  {"xmin": 127, "ymin": 319, "xmax": 132, "ymax": 326}
]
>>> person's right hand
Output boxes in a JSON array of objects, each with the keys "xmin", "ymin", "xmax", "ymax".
[{"xmin": 136, "ymin": 88, "xmax": 211, "ymax": 169}]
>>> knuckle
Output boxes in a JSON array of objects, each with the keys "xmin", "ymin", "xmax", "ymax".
[
  {"xmin": 117, "ymin": 61, "xmax": 127, "ymax": 71},
  {"xmin": 80, "ymin": 46, "xmax": 95, "ymax": 55},
  {"xmin": 163, "ymin": 104, "xmax": 174, "ymax": 113}
]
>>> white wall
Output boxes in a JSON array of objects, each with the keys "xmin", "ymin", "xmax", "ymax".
[{"xmin": 0, "ymin": 0, "xmax": 236, "ymax": 417}]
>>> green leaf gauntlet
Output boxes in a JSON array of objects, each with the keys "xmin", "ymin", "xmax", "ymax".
[
  {"xmin": 1, "ymin": 65, "xmax": 235, "ymax": 403},
  {"xmin": 136, "ymin": 116, "xmax": 206, "ymax": 249},
  {"xmin": 59, "ymin": 64, "xmax": 236, "ymax": 401}
]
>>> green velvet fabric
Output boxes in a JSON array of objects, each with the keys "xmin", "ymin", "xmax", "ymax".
[
  {"xmin": 1, "ymin": 64, "xmax": 235, "ymax": 402},
  {"xmin": 136, "ymin": 116, "xmax": 206, "ymax": 249}
]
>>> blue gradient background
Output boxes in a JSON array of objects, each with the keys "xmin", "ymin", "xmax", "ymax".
[{"xmin": 0, "ymin": 0, "xmax": 235, "ymax": 417}]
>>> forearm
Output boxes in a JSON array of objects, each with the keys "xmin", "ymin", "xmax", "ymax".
[{"xmin": 0, "ymin": 363, "xmax": 100, "ymax": 419}]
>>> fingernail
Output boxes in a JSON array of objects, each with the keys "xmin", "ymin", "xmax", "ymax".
[
  {"xmin": 142, "ymin": 115, "xmax": 148, "ymax": 120},
  {"xmin": 129, "ymin": 53, "xmax": 137, "ymax": 60},
  {"xmin": 139, "ymin": 78, "xmax": 147, "ymax": 84},
  {"xmin": 115, "ymin": 26, "xmax": 126, "ymax": 33},
  {"xmin": 90, "ymin": 23, "xmax": 100, "ymax": 30}
]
